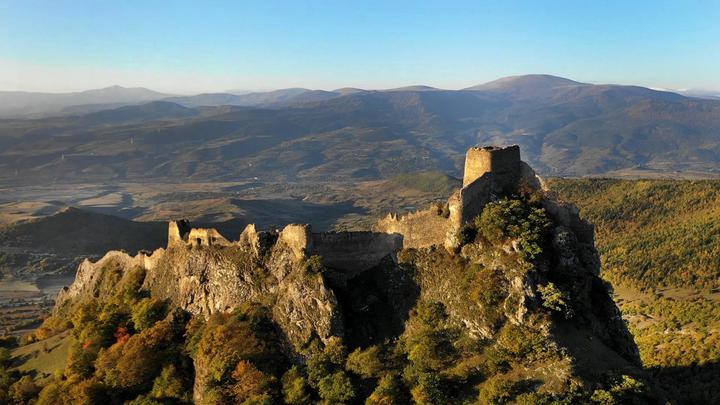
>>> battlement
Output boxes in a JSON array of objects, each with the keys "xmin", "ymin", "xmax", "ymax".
[{"xmin": 463, "ymin": 145, "xmax": 521, "ymax": 190}]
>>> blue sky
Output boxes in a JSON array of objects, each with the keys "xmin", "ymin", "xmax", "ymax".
[{"xmin": 0, "ymin": 0, "xmax": 718, "ymax": 93}]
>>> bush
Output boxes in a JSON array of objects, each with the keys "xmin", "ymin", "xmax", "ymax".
[
  {"xmin": 475, "ymin": 198, "xmax": 551, "ymax": 260},
  {"xmin": 538, "ymin": 282, "xmax": 573, "ymax": 318},
  {"xmin": 303, "ymin": 255, "xmax": 325, "ymax": 274},
  {"xmin": 131, "ymin": 298, "xmax": 166, "ymax": 332},
  {"xmin": 95, "ymin": 320, "xmax": 176, "ymax": 392},
  {"xmin": 281, "ymin": 366, "xmax": 311, "ymax": 405},
  {"xmin": 477, "ymin": 374, "xmax": 516, "ymax": 404},
  {"xmin": 403, "ymin": 302, "xmax": 458, "ymax": 372},
  {"xmin": 496, "ymin": 324, "xmax": 547, "ymax": 361},
  {"xmin": 229, "ymin": 360, "xmax": 276, "ymax": 403},
  {"xmin": 366, "ymin": 373, "xmax": 406, "ymax": 405},
  {"xmin": 346, "ymin": 345, "xmax": 384, "ymax": 378},
  {"xmin": 410, "ymin": 373, "xmax": 447, "ymax": 405},
  {"xmin": 8, "ymin": 375, "xmax": 39, "ymax": 404},
  {"xmin": 318, "ymin": 371, "xmax": 354, "ymax": 403},
  {"xmin": 150, "ymin": 364, "xmax": 186, "ymax": 400}
]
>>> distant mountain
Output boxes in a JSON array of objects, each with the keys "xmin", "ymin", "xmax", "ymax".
[
  {"xmin": 164, "ymin": 88, "xmax": 342, "ymax": 108},
  {"xmin": 386, "ymin": 85, "xmax": 442, "ymax": 92},
  {"xmin": 465, "ymin": 74, "xmax": 585, "ymax": 98},
  {"xmin": 77, "ymin": 101, "xmax": 199, "ymax": 125},
  {"xmin": 333, "ymin": 87, "xmax": 367, "ymax": 95},
  {"xmin": 0, "ymin": 86, "xmax": 171, "ymax": 117},
  {"xmin": 1, "ymin": 74, "xmax": 719, "ymax": 183}
]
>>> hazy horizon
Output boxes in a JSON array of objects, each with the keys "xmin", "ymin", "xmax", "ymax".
[
  {"xmin": 1, "ymin": 0, "xmax": 719, "ymax": 94},
  {"xmin": 1, "ymin": 74, "xmax": 719, "ymax": 97}
]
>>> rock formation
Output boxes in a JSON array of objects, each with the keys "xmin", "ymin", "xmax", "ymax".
[{"xmin": 50, "ymin": 145, "xmax": 655, "ymax": 403}]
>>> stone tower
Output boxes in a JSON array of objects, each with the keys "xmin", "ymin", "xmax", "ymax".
[
  {"xmin": 463, "ymin": 145, "xmax": 521, "ymax": 192},
  {"xmin": 168, "ymin": 220, "xmax": 191, "ymax": 246}
]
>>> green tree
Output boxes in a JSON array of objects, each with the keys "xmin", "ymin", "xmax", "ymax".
[{"xmin": 282, "ymin": 366, "xmax": 311, "ymax": 405}]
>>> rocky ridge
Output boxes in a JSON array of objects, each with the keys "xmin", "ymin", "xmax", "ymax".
[{"xmin": 47, "ymin": 145, "xmax": 660, "ymax": 403}]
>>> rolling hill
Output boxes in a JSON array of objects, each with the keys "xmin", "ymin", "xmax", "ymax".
[
  {"xmin": 0, "ymin": 86, "xmax": 171, "ymax": 117},
  {"xmin": 1, "ymin": 74, "xmax": 719, "ymax": 184}
]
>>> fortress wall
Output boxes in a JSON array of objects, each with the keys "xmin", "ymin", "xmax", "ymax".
[
  {"xmin": 375, "ymin": 208, "xmax": 449, "ymax": 249},
  {"xmin": 187, "ymin": 228, "xmax": 232, "ymax": 247},
  {"xmin": 449, "ymin": 173, "xmax": 493, "ymax": 230},
  {"xmin": 310, "ymin": 231, "xmax": 403, "ymax": 274},
  {"xmin": 168, "ymin": 220, "xmax": 190, "ymax": 246},
  {"xmin": 277, "ymin": 224, "xmax": 312, "ymax": 259}
]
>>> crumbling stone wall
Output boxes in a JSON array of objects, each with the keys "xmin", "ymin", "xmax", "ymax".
[
  {"xmin": 375, "ymin": 209, "xmax": 449, "ymax": 249},
  {"xmin": 378, "ymin": 145, "xmax": 532, "ymax": 251},
  {"xmin": 448, "ymin": 173, "xmax": 493, "ymax": 230},
  {"xmin": 187, "ymin": 228, "xmax": 232, "ymax": 247},
  {"xmin": 168, "ymin": 220, "xmax": 191, "ymax": 246}
]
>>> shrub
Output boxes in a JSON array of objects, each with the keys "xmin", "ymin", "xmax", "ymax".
[
  {"xmin": 410, "ymin": 373, "xmax": 447, "ymax": 405},
  {"xmin": 229, "ymin": 360, "xmax": 276, "ymax": 403},
  {"xmin": 538, "ymin": 282, "xmax": 573, "ymax": 318},
  {"xmin": 150, "ymin": 364, "xmax": 186, "ymax": 400},
  {"xmin": 9, "ymin": 375, "xmax": 40, "ymax": 404},
  {"xmin": 303, "ymin": 255, "xmax": 325, "ymax": 274},
  {"xmin": 496, "ymin": 324, "xmax": 546, "ymax": 361},
  {"xmin": 281, "ymin": 366, "xmax": 311, "ymax": 405},
  {"xmin": 403, "ymin": 302, "xmax": 458, "ymax": 372},
  {"xmin": 318, "ymin": 371, "xmax": 355, "ymax": 403},
  {"xmin": 475, "ymin": 198, "xmax": 551, "ymax": 260},
  {"xmin": 131, "ymin": 298, "xmax": 166, "ymax": 332},
  {"xmin": 477, "ymin": 374, "xmax": 516, "ymax": 404},
  {"xmin": 346, "ymin": 345, "xmax": 384, "ymax": 378},
  {"xmin": 366, "ymin": 373, "xmax": 406, "ymax": 405}
]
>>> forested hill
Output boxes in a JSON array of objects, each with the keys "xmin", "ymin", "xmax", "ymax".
[
  {"xmin": 549, "ymin": 178, "xmax": 720, "ymax": 290},
  {"xmin": 550, "ymin": 178, "xmax": 720, "ymax": 404}
]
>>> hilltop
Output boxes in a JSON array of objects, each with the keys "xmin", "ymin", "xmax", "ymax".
[{"xmin": 6, "ymin": 146, "xmax": 663, "ymax": 404}]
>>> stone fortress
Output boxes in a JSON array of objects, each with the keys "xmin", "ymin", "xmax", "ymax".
[
  {"xmin": 166, "ymin": 145, "xmax": 549, "ymax": 275},
  {"xmin": 58, "ymin": 143, "xmax": 596, "ymax": 353}
]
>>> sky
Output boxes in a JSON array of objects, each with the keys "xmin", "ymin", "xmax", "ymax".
[{"xmin": 0, "ymin": 0, "xmax": 718, "ymax": 94}]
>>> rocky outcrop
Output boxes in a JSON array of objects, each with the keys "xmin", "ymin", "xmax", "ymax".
[
  {"xmin": 52, "ymin": 144, "xmax": 648, "ymax": 402},
  {"xmin": 57, "ymin": 223, "xmax": 345, "ymax": 351}
]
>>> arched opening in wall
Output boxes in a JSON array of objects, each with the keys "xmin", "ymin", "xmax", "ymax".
[
  {"xmin": 196, "ymin": 238, "xmax": 202, "ymax": 246},
  {"xmin": 210, "ymin": 237, "xmax": 215, "ymax": 246}
]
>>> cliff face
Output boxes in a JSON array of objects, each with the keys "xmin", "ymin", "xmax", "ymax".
[{"xmin": 57, "ymin": 226, "xmax": 345, "ymax": 352}]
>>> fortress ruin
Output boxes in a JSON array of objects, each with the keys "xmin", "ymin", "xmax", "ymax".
[
  {"xmin": 167, "ymin": 145, "xmax": 544, "ymax": 274},
  {"xmin": 376, "ymin": 144, "xmax": 542, "ymax": 250}
]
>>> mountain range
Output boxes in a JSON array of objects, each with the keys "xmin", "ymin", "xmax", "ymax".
[{"xmin": 1, "ymin": 74, "xmax": 719, "ymax": 183}]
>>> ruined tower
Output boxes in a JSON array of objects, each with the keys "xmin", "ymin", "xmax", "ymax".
[
  {"xmin": 463, "ymin": 145, "xmax": 521, "ymax": 192},
  {"xmin": 168, "ymin": 219, "xmax": 191, "ymax": 246}
]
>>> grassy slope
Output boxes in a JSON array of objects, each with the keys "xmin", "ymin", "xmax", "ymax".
[{"xmin": 12, "ymin": 331, "xmax": 71, "ymax": 381}]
